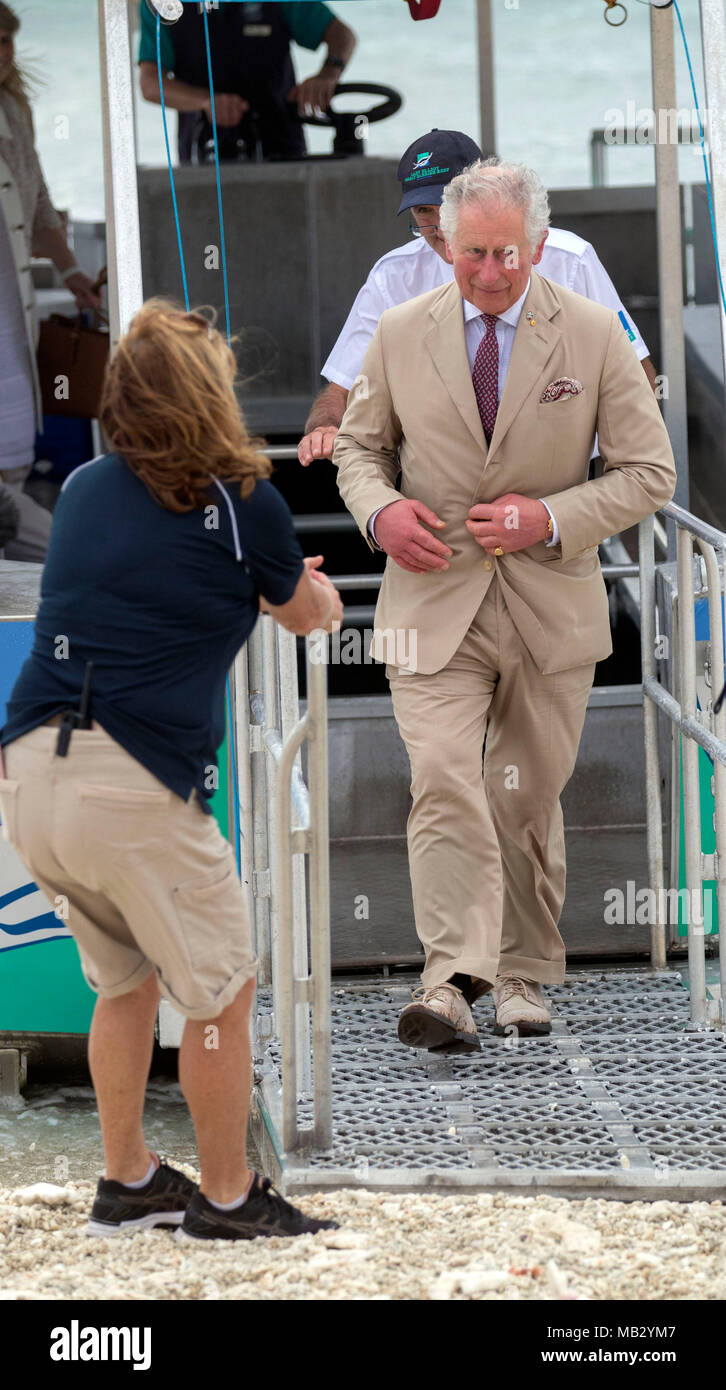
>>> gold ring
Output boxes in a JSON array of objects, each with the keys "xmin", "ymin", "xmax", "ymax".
[{"xmin": 494, "ymin": 546, "xmax": 504, "ymax": 557}]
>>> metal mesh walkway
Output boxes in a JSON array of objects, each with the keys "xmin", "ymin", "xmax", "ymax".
[{"xmin": 251, "ymin": 967, "xmax": 726, "ymax": 1199}]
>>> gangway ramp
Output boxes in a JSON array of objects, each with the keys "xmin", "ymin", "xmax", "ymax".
[{"xmin": 251, "ymin": 967, "xmax": 726, "ymax": 1199}]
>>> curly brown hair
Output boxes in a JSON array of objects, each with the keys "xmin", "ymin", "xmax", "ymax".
[{"xmin": 99, "ymin": 299, "xmax": 272, "ymax": 512}]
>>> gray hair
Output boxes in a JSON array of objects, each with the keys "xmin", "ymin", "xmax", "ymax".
[{"xmin": 439, "ymin": 157, "xmax": 550, "ymax": 252}]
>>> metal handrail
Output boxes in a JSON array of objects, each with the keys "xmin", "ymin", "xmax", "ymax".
[
  {"xmin": 236, "ymin": 618, "xmax": 331, "ymax": 1153},
  {"xmin": 328, "ymin": 563, "xmax": 641, "ymax": 592},
  {"xmin": 640, "ymin": 502, "xmax": 726, "ymax": 1029}
]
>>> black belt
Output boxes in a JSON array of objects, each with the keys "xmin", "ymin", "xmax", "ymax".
[{"xmin": 55, "ymin": 662, "xmax": 94, "ymax": 757}]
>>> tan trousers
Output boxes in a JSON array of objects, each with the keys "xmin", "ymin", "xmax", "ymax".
[{"xmin": 386, "ymin": 578, "xmax": 595, "ymax": 999}]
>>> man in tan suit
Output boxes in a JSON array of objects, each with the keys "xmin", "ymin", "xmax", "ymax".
[{"xmin": 333, "ymin": 160, "xmax": 676, "ymax": 1051}]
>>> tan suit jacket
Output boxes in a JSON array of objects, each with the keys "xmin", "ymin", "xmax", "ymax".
[{"xmin": 333, "ymin": 270, "xmax": 676, "ymax": 675}]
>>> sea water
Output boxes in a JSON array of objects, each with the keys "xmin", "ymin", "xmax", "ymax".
[{"xmin": 12, "ymin": 0, "xmax": 709, "ymax": 223}]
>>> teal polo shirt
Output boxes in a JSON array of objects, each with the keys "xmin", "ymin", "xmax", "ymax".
[{"xmin": 138, "ymin": 1, "xmax": 336, "ymax": 69}]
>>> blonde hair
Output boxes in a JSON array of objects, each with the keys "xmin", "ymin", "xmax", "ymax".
[
  {"xmin": 440, "ymin": 157, "xmax": 551, "ymax": 253},
  {"xmin": 99, "ymin": 299, "xmax": 273, "ymax": 513},
  {"xmin": 0, "ymin": 3, "xmax": 36, "ymax": 119}
]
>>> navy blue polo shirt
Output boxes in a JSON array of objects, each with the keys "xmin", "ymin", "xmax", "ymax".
[{"xmin": 0, "ymin": 454, "xmax": 305, "ymax": 812}]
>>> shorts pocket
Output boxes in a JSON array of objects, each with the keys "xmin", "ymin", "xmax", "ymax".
[
  {"xmin": 0, "ymin": 778, "xmax": 20, "ymax": 846},
  {"xmin": 171, "ymin": 853, "xmax": 247, "ymax": 972},
  {"xmin": 76, "ymin": 782, "xmax": 171, "ymax": 852}
]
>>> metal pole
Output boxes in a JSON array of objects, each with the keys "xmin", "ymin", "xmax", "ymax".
[
  {"xmin": 277, "ymin": 625, "xmax": 313, "ymax": 1099},
  {"xmin": 98, "ymin": 0, "xmax": 144, "ymax": 348},
  {"xmin": 305, "ymin": 639, "xmax": 332, "ymax": 1150},
  {"xmin": 262, "ymin": 615, "xmax": 282, "ymax": 1013},
  {"xmin": 248, "ymin": 623, "xmax": 272, "ymax": 983},
  {"xmin": 650, "ymin": 3, "xmax": 689, "ymax": 512},
  {"xmin": 276, "ymin": 716, "xmax": 307, "ymax": 1155},
  {"xmin": 233, "ymin": 647, "xmax": 259, "ymax": 1058},
  {"xmin": 233, "ymin": 650, "xmax": 255, "ymax": 933},
  {"xmin": 639, "ymin": 516, "xmax": 668, "ymax": 968},
  {"xmin": 698, "ymin": 0, "xmax": 726, "ymax": 389},
  {"xmin": 677, "ymin": 529, "xmax": 708, "ymax": 1025},
  {"xmin": 475, "ymin": 0, "xmax": 497, "ymax": 157}
]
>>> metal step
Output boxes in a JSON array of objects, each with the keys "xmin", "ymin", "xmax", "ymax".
[{"xmin": 329, "ymin": 828, "xmax": 655, "ymax": 968}]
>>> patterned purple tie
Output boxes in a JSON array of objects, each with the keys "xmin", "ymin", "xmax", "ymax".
[{"xmin": 472, "ymin": 313, "xmax": 499, "ymax": 444}]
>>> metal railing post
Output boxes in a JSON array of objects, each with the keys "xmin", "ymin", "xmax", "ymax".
[
  {"xmin": 305, "ymin": 640, "xmax": 332, "ymax": 1150},
  {"xmin": 261, "ymin": 617, "xmax": 282, "ymax": 1015},
  {"xmin": 650, "ymin": 1, "xmax": 690, "ymax": 514},
  {"xmin": 278, "ymin": 625, "xmax": 313, "ymax": 1099},
  {"xmin": 276, "ymin": 710, "xmax": 305, "ymax": 1154},
  {"xmin": 247, "ymin": 623, "xmax": 272, "ymax": 984},
  {"xmin": 245, "ymin": 617, "xmax": 332, "ymax": 1154},
  {"xmin": 676, "ymin": 528, "xmax": 708, "ymax": 1025},
  {"xmin": 98, "ymin": 0, "xmax": 143, "ymax": 347},
  {"xmin": 233, "ymin": 650, "xmax": 254, "ymax": 932},
  {"xmin": 639, "ymin": 516, "xmax": 668, "ymax": 968},
  {"xmin": 699, "ymin": 0, "xmax": 726, "ymax": 391}
]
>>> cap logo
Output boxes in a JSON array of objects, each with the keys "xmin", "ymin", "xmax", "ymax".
[
  {"xmin": 413, "ymin": 151, "xmax": 433, "ymax": 170},
  {"xmin": 404, "ymin": 163, "xmax": 451, "ymax": 185}
]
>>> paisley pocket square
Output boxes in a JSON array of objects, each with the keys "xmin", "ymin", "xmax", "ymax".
[{"xmin": 540, "ymin": 377, "xmax": 583, "ymax": 403}]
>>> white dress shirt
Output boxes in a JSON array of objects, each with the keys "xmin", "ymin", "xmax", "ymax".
[
  {"xmin": 323, "ymin": 227, "xmax": 649, "ymax": 391},
  {"xmin": 368, "ymin": 276, "xmax": 560, "ymax": 548}
]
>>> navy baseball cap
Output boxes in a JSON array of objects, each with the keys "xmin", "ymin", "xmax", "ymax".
[{"xmin": 397, "ymin": 129, "xmax": 483, "ymax": 214}]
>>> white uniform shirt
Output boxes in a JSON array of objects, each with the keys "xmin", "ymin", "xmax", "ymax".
[{"xmin": 322, "ymin": 227, "xmax": 649, "ymax": 391}]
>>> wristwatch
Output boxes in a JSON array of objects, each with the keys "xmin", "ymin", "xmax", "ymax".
[{"xmin": 324, "ymin": 56, "xmax": 346, "ymax": 69}]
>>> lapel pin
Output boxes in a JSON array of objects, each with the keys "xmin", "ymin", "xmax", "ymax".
[{"xmin": 526, "ymin": 310, "xmax": 537, "ymax": 327}]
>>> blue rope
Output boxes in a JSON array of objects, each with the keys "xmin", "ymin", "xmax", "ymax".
[
  {"xmin": 156, "ymin": 12, "xmax": 189, "ymax": 310},
  {"xmin": 156, "ymin": 5, "xmax": 241, "ymax": 873},
  {"xmin": 673, "ymin": 0, "xmax": 726, "ymax": 319},
  {"xmin": 202, "ymin": 5, "xmax": 232, "ymax": 346}
]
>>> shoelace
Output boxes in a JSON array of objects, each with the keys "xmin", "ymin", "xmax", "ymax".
[
  {"xmin": 411, "ymin": 983, "xmax": 463, "ymax": 1007},
  {"xmin": 156, "ymin": 1157, "xmax": 195, "ymax": 1191},
  {"xmin": 257, "ymin": 1175, "xmax": 309, "ymax": 1223},
  {"xmin": 495, "ymin": 975, "xmax": 537, "ymax": 1006}
]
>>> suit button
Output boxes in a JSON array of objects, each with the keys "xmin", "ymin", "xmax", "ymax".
[{"xmin": 483, "ymin": 560, "xmax": 493, "ymax": 571}]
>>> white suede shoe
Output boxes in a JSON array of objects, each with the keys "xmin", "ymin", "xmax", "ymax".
[
  {"xmin": 492, "ymin": 975, "xmax": 551, "ymax": 1036},
  {"xmin": 397, "ymin": 982, "xmax": 480, "ymax": 1052}
]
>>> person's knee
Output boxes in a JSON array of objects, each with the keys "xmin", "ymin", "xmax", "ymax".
[
  {"xmin": 410, "ymin": 749, "xmax": 481, "ymax": 802},
  {"xmin": 486, "ymin": 779, "xmax": 562, "ymax": 840}
]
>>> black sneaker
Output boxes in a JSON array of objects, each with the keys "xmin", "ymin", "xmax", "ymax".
[
  {"xmin": 178, "ymin": 1172, "xmax": 339, "ymax": 1241},
  {"xmin": 85, "ymin": 1156, "xmax": 197, "ymax": 1237}
]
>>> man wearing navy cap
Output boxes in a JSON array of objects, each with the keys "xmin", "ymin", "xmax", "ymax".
[{"xmin": 298, "ymin": 128, "xmax": 655, "ymax": 464}]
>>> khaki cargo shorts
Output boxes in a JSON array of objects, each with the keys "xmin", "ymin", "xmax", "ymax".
[{"xmin": 0, "ymin": 721, "xmax": 257, "ymax": 1019}]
